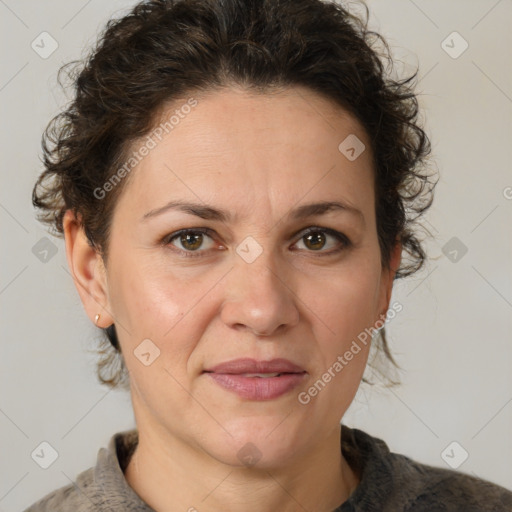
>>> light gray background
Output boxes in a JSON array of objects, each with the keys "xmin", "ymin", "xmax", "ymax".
[{"xmin": 1, "ymin": 0, "xmax": 511, "ymax": 510}]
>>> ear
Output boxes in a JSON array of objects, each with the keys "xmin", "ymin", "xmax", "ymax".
[
  {"xmin": 62, "ymin": 210, "xmax": 114, "ymax": 328},
  {"xmin": 377, "ymin": 239, "xmax": 402, "ymax": 321}
]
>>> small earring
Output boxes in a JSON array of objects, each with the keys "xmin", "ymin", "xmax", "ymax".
[{"xmin": 94, "ymin": 314, "xmax": 101, "ymax": 325}]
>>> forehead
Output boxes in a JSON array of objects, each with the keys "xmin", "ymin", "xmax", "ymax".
[{"xmin": 114, "ymin": 86, "xmax": 374, "ymax": 221}]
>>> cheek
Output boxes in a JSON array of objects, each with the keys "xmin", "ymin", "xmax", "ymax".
[
  {"xmin": 107, "ymin": 255, "xmax": 220, "ymax": 356},
  {"xmin": 303, "ymin": 263, "xmax": 382, "ymax": 342}
]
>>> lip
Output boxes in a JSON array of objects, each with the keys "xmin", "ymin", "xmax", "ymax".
[
  {"xmin": 204, "ymin": 358, "xmax": 307, "ymax": 401},
  {"xmin": 205, "ymin": 358, "xmax": 305, "ymax": 374}
]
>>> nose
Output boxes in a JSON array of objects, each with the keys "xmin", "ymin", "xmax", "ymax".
[{"xmin": 220, "ymin": 252, "xmax": 300, "ymax": 337}]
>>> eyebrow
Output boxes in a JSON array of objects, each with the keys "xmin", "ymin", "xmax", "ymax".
[{"xmin": 141, "ymin": 199, "xmax": 365, "ymax": 225}]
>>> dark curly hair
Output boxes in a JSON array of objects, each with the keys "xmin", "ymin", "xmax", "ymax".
[{"xmin": 33, "ymin": 0, "xmax": 436, "ymax": 390}]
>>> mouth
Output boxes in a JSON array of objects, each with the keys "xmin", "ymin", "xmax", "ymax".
[
  {"xmin": 204, "ymin": 357, "xmax": 306, "ymax": 374},
  {"xmin": 227, "ymin": 372, "xmax": 285, "ymax": 378},
  {"xmin": 203, "ymin": 358, "xmax": 307, "ymax": 400}
]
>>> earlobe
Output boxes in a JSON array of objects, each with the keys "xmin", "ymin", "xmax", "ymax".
[{"xmin": 62, "ymin": 210, "xmax": 114, "ymax": 327}]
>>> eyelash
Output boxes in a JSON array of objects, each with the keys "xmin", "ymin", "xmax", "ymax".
[{"xmin": 161, "ymin": 227, "xmax": 352, "ymax": 259}]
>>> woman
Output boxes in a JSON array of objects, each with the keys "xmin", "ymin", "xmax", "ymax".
[{"xmin": 25, "ymin": 0, "xmax": 512, "ymax": 510}]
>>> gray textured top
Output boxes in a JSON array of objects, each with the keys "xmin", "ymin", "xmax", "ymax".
[{"xmin": 23, "ymin": 425, "xmax": 512, "ymax": 511}]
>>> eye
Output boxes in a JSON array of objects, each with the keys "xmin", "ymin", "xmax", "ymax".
[
  {"xmin": 292, "ymin": 227, "xmax": 351, "ymax": 254},
  {"xmin": 164, "ymin": 228, "xmax": 217, "ymax": 257},
  {"xmin": 162, "ymin": 226, "xmax": 351, "ymax": 258}
]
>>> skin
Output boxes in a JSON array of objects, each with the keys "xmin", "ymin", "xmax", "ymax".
[{"xmin": 64, "ymin": 85, "xmax": 401, "ymax": 512}]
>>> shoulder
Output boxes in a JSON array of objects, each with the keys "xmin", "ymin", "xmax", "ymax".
[
  {"xmin": 22, "ymin": 429, "xmax": 146, "ymax": 512},
  {"xmin": 342, "ymin": 425, "xmax": 512, "ymax": 512},
  {"xmin": 390, "ymin": 452, "xmax": 512, "ymax": 511},
  {"xmin": 22, "ymin": 467, "xmax": 97, "ymax": 512}
]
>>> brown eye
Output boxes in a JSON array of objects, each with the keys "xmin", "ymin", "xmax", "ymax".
[
  {"xmin": 179, "ymin": 232, "xmax": 204, "ymax": 251},
  {"xmin": 294, "ymin": 228, "xmax": 351, "ymax": 254},
  {"xmin": 166, "ymin": 229, "xmax": 216, "ymax": 255},
  {"xmin": 303, "ymin": 231, "xmax": 327, "ymax": 250}
]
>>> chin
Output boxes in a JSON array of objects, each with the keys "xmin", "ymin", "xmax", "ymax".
[{"xmin": 201, "ymin": 414, "xmax": 308, "ymax": 469}]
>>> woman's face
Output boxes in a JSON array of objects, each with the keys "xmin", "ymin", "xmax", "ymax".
[{"xmin": 71, "ymin": 86, "xmax": 399, "ymax": 467}]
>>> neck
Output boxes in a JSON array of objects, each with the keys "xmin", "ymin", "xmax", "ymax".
[{"xmin": 124, "ymin": 424, "xmax": 359, "ymax": 512}]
